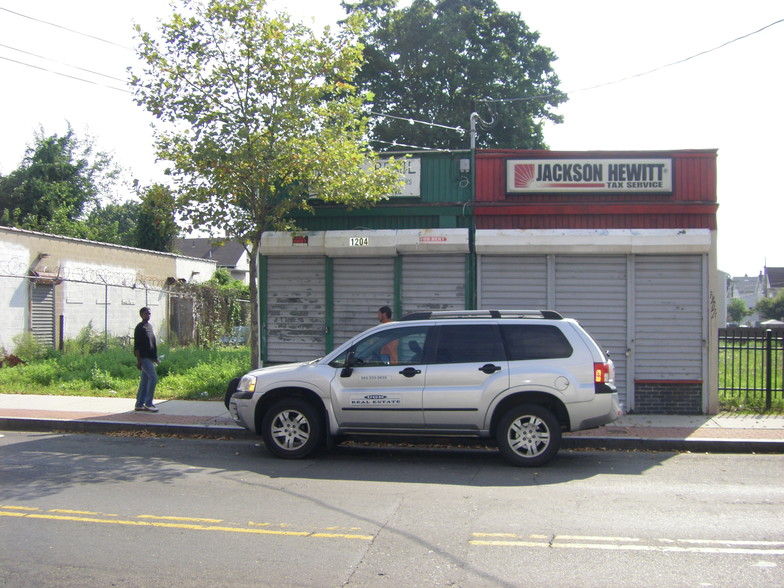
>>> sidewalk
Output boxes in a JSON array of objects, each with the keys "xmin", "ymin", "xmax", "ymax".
[
  {"xmin": 0, "ymin": 394, "xmax": 250, "ymax": 439},
  {"xmin": 1, "ymin": 393, "xmax": 783, "ymax": 454}
]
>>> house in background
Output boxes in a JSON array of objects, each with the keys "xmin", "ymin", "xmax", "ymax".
[
  {"xmin": 725, "ymin": 267, "xmax": 784, "ymax": 325},
  {"xmin": 764, "ymin": 266, "xmax": 784, "ymax": 300},
  {"xmin": 727, "ymin": 273, "xmax": 765, "ymax": 325},
  {"xmin": 174, "ymin": 238, "xmax": 250, "ymax": 285}
]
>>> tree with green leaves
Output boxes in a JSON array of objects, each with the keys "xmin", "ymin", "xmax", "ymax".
[
  {"xmin": 756, "ymin": 290, "xmax": 784, "ymax": 322},
  {"xmin": 208, "ymin": 267, "xmax": 250, "ymax": 299},
  {"xmin": 342, "ymin": 0, "xmax": 567, "ymax": 150},
  {"xmin": 85, "ymin": 201, "xmax": 141, "ymax": 247},
  {"xmin": 131, "ymin": 0, "xmax": 403, "ymax": 368},
  {"xmin": 135, "ymin": 183, "xmax": 180, "ymax": 252},
  {"xmin": 0, "ymin": 126, "xmax": 120, "ymax": 236},
  {"xmin": 726, "ymin": 297, "xmax": 750, "ymax": 324}
]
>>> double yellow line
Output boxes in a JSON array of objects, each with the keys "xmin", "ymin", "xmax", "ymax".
[{"xmin": 0, "ymin": 505, "xmax": 373, "ymax": 541}]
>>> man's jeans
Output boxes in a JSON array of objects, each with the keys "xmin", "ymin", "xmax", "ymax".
[{"xmin": 136, "ymin": 358, "xmax": 158, "ymax": 407}]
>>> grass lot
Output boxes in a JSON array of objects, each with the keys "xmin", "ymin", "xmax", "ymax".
[
  {"xmin": 719, "ymin": 342, "xmax": 784, "ymax": 413},
  {"xmin": 0, "ymin": 344, "xmax": 251, "ymax": 401}
]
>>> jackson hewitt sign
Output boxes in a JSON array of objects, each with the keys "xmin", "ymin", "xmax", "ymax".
[{"xmin": 506, "ymin": 158, "xmax": 673, "ymax": 194}]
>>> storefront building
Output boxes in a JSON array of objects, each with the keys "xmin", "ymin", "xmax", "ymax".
[{"xmin": 260, "ymin": 149, "xmax": 719, "ymax": 414}]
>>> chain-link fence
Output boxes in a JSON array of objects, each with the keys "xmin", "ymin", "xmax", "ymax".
[{"xmin": 1, "ymin": 266, "xmax": 250, "ymax": 353}]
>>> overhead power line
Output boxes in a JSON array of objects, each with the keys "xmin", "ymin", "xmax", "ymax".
[
  {"xmin": 369, "ymin": 139, "xmax": 464, "ymax": 152},
  {"xmin": 0, "ymin": 55, "xmax": 129, "ymax": 93},
  {"xmin": 0, "ymin": 6, "xmax": 134, "ymax": 50},
  {"xmin": 0, "ymin": 42, "xmax": 126, "ymax": 83},
  {"xmin": 484, "ymin": 17, "xmax": 784, "ymax": 105},
  {"xmin": 567, "ymin": 16, "xmax": 784, "ymax": 97},
  {"xmin": 369, "ymin": 111, "xmax": 464, "ymax": 134}
]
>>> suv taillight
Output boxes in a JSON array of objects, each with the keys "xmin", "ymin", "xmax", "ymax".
[{"xmin": 593, "ymin": 361, "xmax": 613, "ymax": 384}]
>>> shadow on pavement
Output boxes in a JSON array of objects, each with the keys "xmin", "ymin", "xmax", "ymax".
[{"xmin": 0, "ymin": 430, "xmax": 678, "ymax": 502}]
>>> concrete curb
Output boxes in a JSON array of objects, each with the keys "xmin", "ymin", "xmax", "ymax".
[
  {"xmin": 3, "ymin": 416, "xmax": 784, "ymax": 453},
  {"xmin": 561, "ymin": 436, "xmax": 784, "ymax": 453},
  {"xmin": 0, "ymin": 417, "xmax": 255, "ymax": 439}
]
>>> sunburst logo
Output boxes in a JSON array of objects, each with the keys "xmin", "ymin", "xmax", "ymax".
[{"xmin": 514, "ymin": 163, "xmax": 536, "ymax": 188}]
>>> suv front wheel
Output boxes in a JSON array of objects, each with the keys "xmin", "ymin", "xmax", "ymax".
[
  {"xmin": 496, "ymin": 404, "xmax": 561, "ymax": 467},
  {"xmin": 261, "ymin": 399, "xmax": 322, "ymax": 459}
]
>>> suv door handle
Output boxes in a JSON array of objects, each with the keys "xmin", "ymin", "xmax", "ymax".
[
  {"xmin": 479, "ymin": 363, "xmax": 502, "ymax": 374},
  {"xmin": 399, "ymin": 367, "xmax": 422, "ymax": 378}
]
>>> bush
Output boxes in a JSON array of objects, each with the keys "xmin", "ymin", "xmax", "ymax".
[
  {"xmin": 26, "ymin": 362, "xmax": 59, "ymax": 386},
  {"xmin": 11, "ymin": 332, "xmax": 52, "ymax": 362},
  {"xmin": 65, "ymin": 323, "xmax": 108, "ymax": 355},
  {"xmin": 89, "ymin": 363, "xmax": 118, "ymax": 390}
]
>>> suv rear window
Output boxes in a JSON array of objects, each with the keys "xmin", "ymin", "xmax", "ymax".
[{"xmin": 501, "ymin": 325, "xmax": 573, "ymax": 360}]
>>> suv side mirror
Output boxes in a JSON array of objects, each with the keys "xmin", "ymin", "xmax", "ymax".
[{"xmin": 341, "ymin": 351, "xmax": 356, "ymax": 378}]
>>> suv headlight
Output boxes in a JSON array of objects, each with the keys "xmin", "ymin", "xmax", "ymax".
[{"xmin": 237, "ymin": 375, "xmax": 257, "ymax": 394}]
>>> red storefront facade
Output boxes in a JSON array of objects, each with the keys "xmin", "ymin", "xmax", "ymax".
[{"xmin": 475, "ymin": 149, "xmax": 717, "ymax": 230}]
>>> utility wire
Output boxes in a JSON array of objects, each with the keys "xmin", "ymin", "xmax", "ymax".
[
  {"xmin": 485, "ymin": 17, "xmax": 784, "ymax": 104},
  {"xmin": 0, "ymin": 6, "xmax": 132, "ymax": 92},
  {"xmin": 372, "ymin": 17, "xmax": 784, "ymax": 140},
  {"xmin": 369, "ymin": 138, "xmax": 462, "ymax": 152},
  {"xmin": 369, "ymin": 111, "xmax": 464, "ymax": 134},
  {"xmin": 0, "ymin": 6, "xmax": 134, "ymax": 50},
  {"xmin": 0, "ymin": 55, "xmax": 129, "ymax": 93},
  {"xmin": 0, "ymin": 42, "xmax": 126, "ymax": 83}
]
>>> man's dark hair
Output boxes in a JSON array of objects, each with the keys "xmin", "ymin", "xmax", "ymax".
[
  {"xmin": 378, "ymin": 306, "xmax": 392, "ymax": 319},
  {"xmin": 139, "ymin": 307, "xmax": 151, "ymax": 317}
]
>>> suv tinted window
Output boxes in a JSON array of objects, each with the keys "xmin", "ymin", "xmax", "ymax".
[
  {"xmin": 434, "ymin": 324, "xmax": 505, "ymax": 364},
  {"xmin": 501, "ymin": 325, "xmax": 573, "ymax": 360}
]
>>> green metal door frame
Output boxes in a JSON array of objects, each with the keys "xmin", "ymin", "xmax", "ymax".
[
  {"xmin": 259, "ymin": 254, "xmax": 267, "ymax": 364},
  {"xmin": 325, "ymin": 257, "xmax": 334, "ymax": 354}
]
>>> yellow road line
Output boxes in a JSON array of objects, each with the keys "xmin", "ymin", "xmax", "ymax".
[
  {"xmin": 556, "ymin": 534, "xmax": 641, "ymax": 542},
  {"xmin": 0, "ymin": 508, "xmax": 372, "ymax": 541},
  {"xmin": 49, "ymin": 509, "xmax": 102, "ymax": 515},
  {"xmin": 137, "ymin": 515, "xmax": 223, "ymax": 523},
  {"xmin": 312, "ymin": 532, "xmax": 375, "ymax": 540}
]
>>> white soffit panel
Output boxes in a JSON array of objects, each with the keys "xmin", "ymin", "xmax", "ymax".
[{"xmin": 474, "ymin": 229, "xmax": 712, "ymax": 255}]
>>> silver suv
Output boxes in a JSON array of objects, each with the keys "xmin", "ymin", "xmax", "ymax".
[{"xmin": 228, "ymin": 310, "xmax": 620, "ymax": 466}]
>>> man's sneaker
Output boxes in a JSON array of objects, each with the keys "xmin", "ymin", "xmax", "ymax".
[
  {"xmin": 144, "ymin": 405, "xmax": 159, "ymax": 412},
  {"xmin": 134, "ymin": 406, "xmax": 145, "ymax": 411}
]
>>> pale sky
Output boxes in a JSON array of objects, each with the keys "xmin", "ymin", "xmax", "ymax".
[{"xmin": 1, "ymin": 0, "xmax": 782, "ymax": 277}]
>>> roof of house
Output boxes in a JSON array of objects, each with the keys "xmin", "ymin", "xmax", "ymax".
[
  {"xmin": 766, "ymin": 267, "xmax": 784, "ymax": 289},
  {"xmin": 174, "ymin": 238, "xmax": 246, "ymax": 268},
  {"xmin": 731, "ymin": 275, "xmax": 762, "ymax": 296}
]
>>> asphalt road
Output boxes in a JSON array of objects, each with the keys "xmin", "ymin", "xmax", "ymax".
[{"xmin": 1, "ymin": 431, "xmax": 783, "ymax": 587}]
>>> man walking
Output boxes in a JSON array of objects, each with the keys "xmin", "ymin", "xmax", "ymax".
[{"xmin": 134, "ymin": 307, "xmax": 159, "ymax": 412}]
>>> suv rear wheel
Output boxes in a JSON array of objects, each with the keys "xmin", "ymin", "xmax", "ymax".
[
  {"xmin": 261, "ymin": 399, "xmax": 322, "ymax": 459},
  {"xmin": 496, "ymin": 404, "xmax": 561, "ymax": 467}
]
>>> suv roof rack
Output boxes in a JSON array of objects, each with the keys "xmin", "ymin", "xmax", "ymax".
[{"xmin": 400, "ymin": 310, "xmax": 563, "ymax": 321}]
